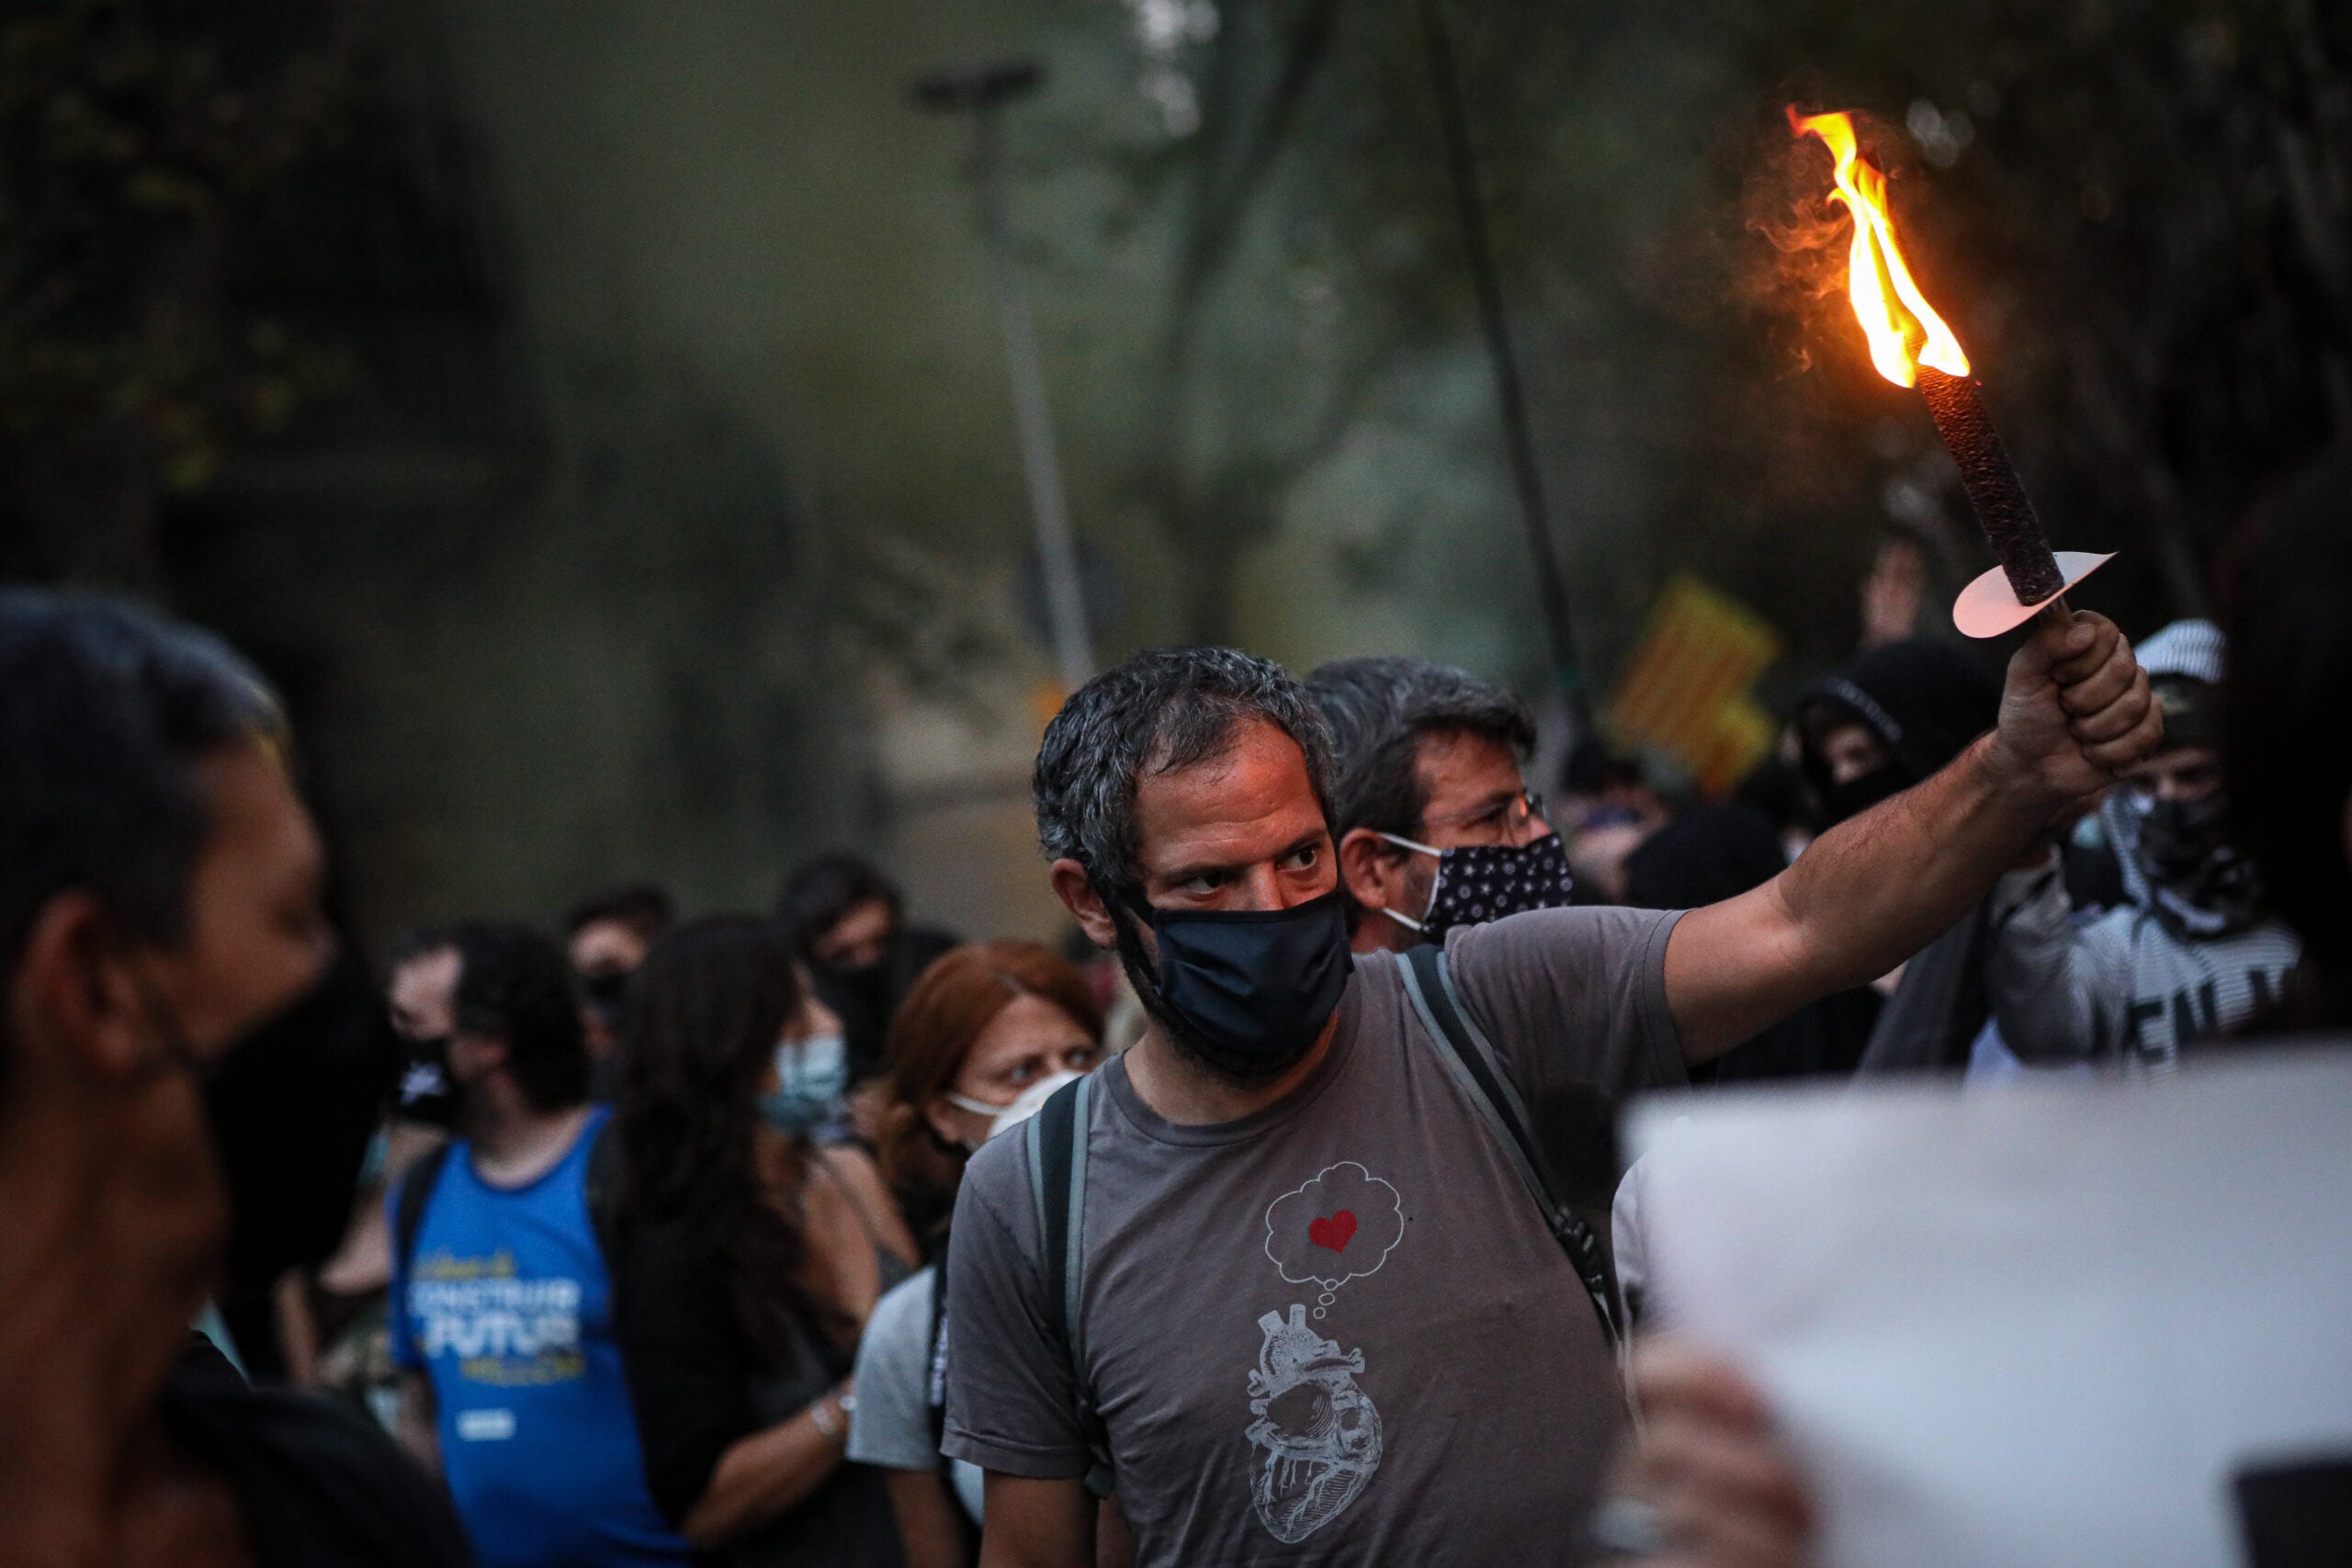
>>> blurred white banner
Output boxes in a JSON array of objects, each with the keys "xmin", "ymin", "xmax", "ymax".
[{"xmin": 1629, "ymin": 1051, "xmax": 2352, "ymax": 1568}]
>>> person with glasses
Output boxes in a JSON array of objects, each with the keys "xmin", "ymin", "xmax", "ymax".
[{"xmin": 1305, "ymin": 657, "xmax": 1576, "ymax": 956}]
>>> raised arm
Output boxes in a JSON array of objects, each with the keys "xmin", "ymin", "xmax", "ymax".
[
  {"xmin": 1664, "ymin": 612, "xmax": 2158, "ymax": 1061},
  {"xmin": 1982, "ymin": 857, "xmax": 2124, "ymax": 1062}
]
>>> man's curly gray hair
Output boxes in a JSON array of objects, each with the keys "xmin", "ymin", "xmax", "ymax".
[{"xmin": 1034, "ymin": 647, "xmax": 1337, "ymax": 894}]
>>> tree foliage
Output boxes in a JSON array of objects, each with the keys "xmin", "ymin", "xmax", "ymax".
[{"xmin": 0, "ymin": 0, "xmax": 349, "ymax": 579}]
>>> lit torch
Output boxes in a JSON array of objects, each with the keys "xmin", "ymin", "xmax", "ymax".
[{"xmin": 1789, "ymin": 107, "xmax": 2111, "ymax": 638}]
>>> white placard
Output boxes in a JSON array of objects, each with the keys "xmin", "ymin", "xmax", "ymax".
[{"xmin": 1627, "ymin": 1051, "xmax": 2352, "ymax": 1568}]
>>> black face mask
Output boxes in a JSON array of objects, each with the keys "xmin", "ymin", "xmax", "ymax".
[
  {"xmin": 198, "ymin": 947, "xmax": 397, "ymax": 1290},
  {"xmin": 577, "ymin": 966, "xmax": 631, "ymax": 1029},
  {"xmin": 2127, "ymin": 789, "xmax": 2261, "ymax": 935},
  {"xmin": 2136, "ymin": 792, "xmax": 2230, "ymax": 882},
  {"xmin": 1377, "ymin": 832, "xmax": 1576, "ymax": 942},
  {"xmin": 394, "ymin": 1029, "xmax": 459, "ymax": 1128},
  {"xmin": 1826, "ymin": 763, "xmax": 1908, "ymax": 826},
  {"xmin": 814, "ymin": 954, "xmax": 891, "ymax": 1009},
  {"xmin": 1118, "ymin": 888, "xmax": 1354, "ymax": 1084}
]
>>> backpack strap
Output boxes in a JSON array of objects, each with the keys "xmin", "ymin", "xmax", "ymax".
[
  {"xmin": 1023, "ymin": 1074, "xmax": 1115, "ymax": 1497},
  {"xmin": 582, "ymin": 1112, "xmax": 624, "ymax": 1261},
  {"xmin": 1398, "ymin": 943, "xmax": 1623, "ymax": 1351},
  {"xmin": 390, "ymin": 1140, "xmax": 456, "ymax": 1359}
]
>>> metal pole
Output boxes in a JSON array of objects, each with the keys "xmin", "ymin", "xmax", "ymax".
[{"xmin": 919, "ymin": 63, "xmax": 1093, "ymax": 691}]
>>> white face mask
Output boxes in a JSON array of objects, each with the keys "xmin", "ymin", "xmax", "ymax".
[{"xmin": 944, "ymin": 1068, "xmax": 1084, "ymax": 1150}]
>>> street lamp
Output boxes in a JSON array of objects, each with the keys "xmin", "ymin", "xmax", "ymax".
[{"xmin": 914, "ymin": 60, "xmax": 1095, "ymax": 692}]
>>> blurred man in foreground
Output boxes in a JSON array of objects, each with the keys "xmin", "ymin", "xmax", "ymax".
[
  {"xmin": 2225, "ymin": 446, "xmax": 2352, "ymax": 1027},
  {"xmin": 0, "ymin": 590, "xmax": 468, "ymax": 1567}
]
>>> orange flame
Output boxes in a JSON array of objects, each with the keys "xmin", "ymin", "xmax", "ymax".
[{"xmin": 1787, "ymin": 107, "xmax": 1969, "ymax": 387}]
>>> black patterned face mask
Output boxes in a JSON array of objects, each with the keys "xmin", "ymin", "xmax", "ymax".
[{"xmin": 1374, "ymin": 831, "xmax": 1576, "ymax": 942}]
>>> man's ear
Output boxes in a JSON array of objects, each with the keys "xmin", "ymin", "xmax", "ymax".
[
  {"xmin": 1050, "ymin": 860, "xmax": 1118, "ymax": 950},
  {"xmin": 10, "ymin": 890, "xmax": 154, "ymax": 1082},
  {"xmin": 1339, "ymin": 828, "xmax": 1406, "ymax": 915}
]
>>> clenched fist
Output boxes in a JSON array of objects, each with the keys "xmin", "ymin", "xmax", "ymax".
[{"xmin": 1988, "ymin": 611, "xmax": 2163, "ymax": 807}]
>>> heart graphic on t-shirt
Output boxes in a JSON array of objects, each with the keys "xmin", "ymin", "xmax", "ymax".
[{"xmin": 1308, "ymin": 1210, "xmax": 1357, "ymax": 1254}]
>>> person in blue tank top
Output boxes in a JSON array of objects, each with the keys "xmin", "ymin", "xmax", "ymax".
[{"xmin": 388, "ymin": 921, "xmax": 690, "ymax": 1568}]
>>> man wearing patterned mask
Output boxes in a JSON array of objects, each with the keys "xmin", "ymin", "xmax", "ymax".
[
  {"xmin": 1305, "ymin": 657, "xmax": 1574, "ymax": 953},
  {"xmin": 1987, "ymin": 620, "xmax": 2301, "ymax": 1075}
]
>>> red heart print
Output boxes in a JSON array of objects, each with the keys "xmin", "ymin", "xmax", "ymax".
[{"xmin": 1308, "ymin": 1209, "xmax": 1358, "ymax": 1254}]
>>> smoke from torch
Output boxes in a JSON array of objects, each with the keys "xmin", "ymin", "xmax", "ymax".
[{"xmin": 1788, "ymin": 107, "xmax": 2109, "ymax": 637}]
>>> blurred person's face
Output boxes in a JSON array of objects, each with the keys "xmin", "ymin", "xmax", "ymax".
[
  {"xmin": 753, "ymin": 967, "xmax": 850, "ymax": 1147},
  {"xmin": 400, "ymin": 953, "xmax": 508, "ymax": 1108},
  {"xmin": 812, "ymin": 897, "xmax": 897, "ymax": 972},
  {"xmin": 6, "ymin": 740, "xmax": 329, "ymax": 1314},
  {"xmin": 390, "ymin": 947, "xmax": 458, "ymax": 1042},
  {"xmin": 2119, "ymin": 744, "xmax": 2223, "ymax": 806},
  {"xmin": 1818, "ymin": 721, "xmax": 1893, "ymax": 789},
  {"xmin": 570, "ymin": 918, "xmax": 649, "ymax": 979},
  {"xmin": 136, "ymin": 744, "xmax": 334, "ymax": 1061},
  {"xmin": 926, "ymin": 993, "xmax": 1102, "ymax": 1150},
  {"xmin": 785, "ymin": 975, "xmax": 844, "ymax": 1048},
  {"xmin": 569, "ymin": 919, "xmax": 646, "ymax": 1061}
]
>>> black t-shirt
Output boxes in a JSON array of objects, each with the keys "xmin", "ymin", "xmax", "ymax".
[{"xmin": 160, "ymin": 1333, "xmax": 473, "ymax": 1568}]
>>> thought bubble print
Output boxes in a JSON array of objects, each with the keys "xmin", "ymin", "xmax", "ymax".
[{"xmin": 1263, "ymin": 1162, "xmax": 1404, "ymax": 1314}]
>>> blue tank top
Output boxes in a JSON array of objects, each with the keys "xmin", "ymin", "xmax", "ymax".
[{"xmin": 389, "ymin": 1106, "xmax": 689, "ymax": 1568}]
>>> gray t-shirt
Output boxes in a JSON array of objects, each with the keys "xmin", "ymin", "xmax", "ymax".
[
  {"xmin": 944, "ymin": 905, "xmax": 1686, "ymax": 1565},
  {"xmin": 848, "ymin": 1266, "xmax": 987, "ymax": 1522}
]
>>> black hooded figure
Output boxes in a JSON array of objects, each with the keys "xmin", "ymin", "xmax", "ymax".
[
  {"xmin": 1794, "ymin": 639, "xmax": 2014, "ymax": 1074},
  {"xmin": 1625, "ymin": 804, "xmax": 1884, "ymax": 1082},
  {"xmin": 1795, "ymin": 638, "xmax": 2004, "ymax": 828}
]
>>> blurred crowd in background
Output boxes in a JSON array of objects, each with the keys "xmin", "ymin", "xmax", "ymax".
[{"xmin": 6, "ymin": 445, "xmax": 2345, "ymax": 1568}]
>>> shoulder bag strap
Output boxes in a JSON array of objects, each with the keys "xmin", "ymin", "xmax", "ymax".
[
  {"xmin": 393, "ymin": 1140, "xmax": 454, "ymax": 1284},
  {"xmin": 1398, "ymin": 943, "xmax": 1623, "ymax": 1350},
  {"xmin": 390, "ymin": 1140, "xmax": 455, "ymax": 1364}
]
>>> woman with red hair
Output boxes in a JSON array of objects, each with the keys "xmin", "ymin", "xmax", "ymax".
[{"xmin": 845, "ymin": 942, "xmax": 1105, "ymax": 1568}]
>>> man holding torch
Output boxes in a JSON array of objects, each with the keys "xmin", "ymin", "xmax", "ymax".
[{"xmin": 943, "ymin": 604, "xmax": 2154, "ymax": 1566}]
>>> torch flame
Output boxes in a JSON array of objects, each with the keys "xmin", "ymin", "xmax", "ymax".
[{"xmin": 1788, "ymin": 107, "xmax": 1969, "ymax": 387}]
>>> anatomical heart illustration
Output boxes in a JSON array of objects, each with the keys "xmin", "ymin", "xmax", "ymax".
[{"xmin": 1244, "ymin": 1303, "xmax": 1384, "ymax": 1543}]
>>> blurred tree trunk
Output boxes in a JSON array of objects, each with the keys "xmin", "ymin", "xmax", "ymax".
[{"xmin": 1145, "ymin": 0, "xmax": 1340, "ymax": 644}]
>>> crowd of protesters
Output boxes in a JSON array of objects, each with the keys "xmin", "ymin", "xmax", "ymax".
[{"xmin": 1, "ymin": 445, "xmax": 2347, "ymax": 1568}]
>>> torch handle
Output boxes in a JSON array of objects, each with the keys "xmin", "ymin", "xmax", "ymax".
[{"xmin": 1916, "ymin": 368, "xmax": 2065, "ymax": 608}]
